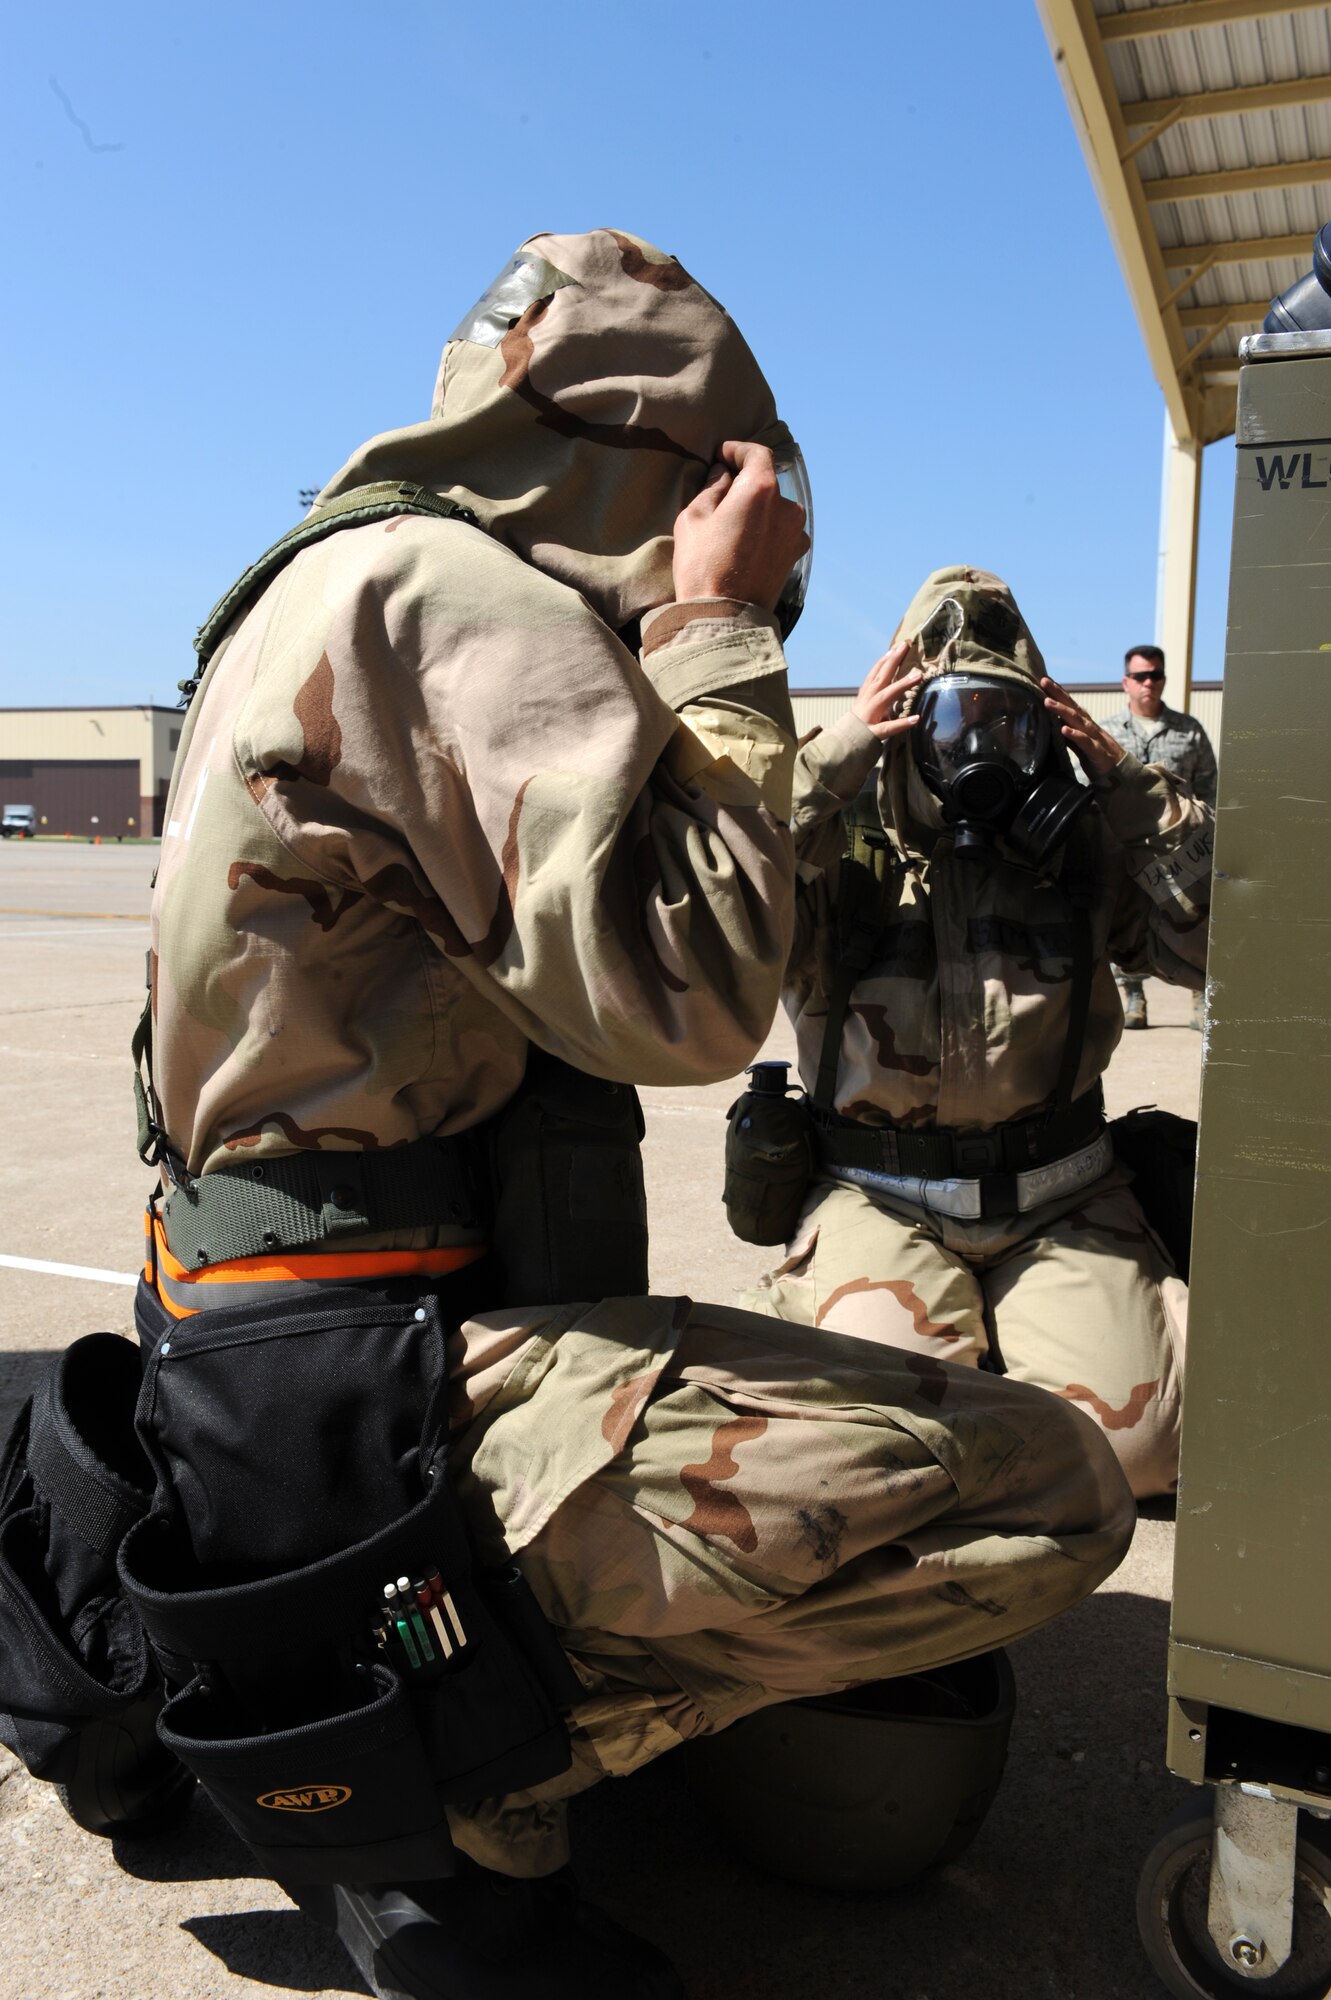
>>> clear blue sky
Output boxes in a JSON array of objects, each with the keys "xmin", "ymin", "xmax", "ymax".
[{"xmin": 2, "ymin": 0, "xmax": 1240, "ymax": 707}]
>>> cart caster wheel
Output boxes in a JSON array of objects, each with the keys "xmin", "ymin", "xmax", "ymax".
[{"xmin": 1137, "ymin": 1800, "xmax": 1331, "ymax": 1999}]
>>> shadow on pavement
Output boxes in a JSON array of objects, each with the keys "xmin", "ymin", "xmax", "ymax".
[
  {"xmin": 181, "ymin": 1910, "xmax": 371, "ymax": 1993},
  {"xmin": 113, "ymin": 1787, "xmax": 269, "ymax": 1883},
  {"xmin": 571, "ymin": 1585, "xmax": 1191, "ymax": 2000}
]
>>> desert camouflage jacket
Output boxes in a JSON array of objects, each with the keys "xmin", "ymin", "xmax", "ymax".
[
  {"xmin": 150, "ymin": 230, "xmax": 797, "ymax": 1208},
  {"xmin": 784, "ymin": 570, "xmax": 1214, "ymax": 1134},
  {"xmin": 1101, "ymin": 703, "xmax": 1218, "ymax": 810}
]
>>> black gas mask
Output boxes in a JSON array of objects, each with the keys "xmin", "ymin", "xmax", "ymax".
[{"xmin": 911, "ymin": 667, "xmax": 1094, "ymax": 865}]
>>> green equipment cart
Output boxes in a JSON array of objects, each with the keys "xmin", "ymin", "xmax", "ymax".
[{"xmin": 1136, "ymin": 327, "xmax": 1331, "ymax": 1998}]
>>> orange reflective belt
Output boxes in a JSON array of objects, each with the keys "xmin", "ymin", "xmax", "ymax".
[{"xmin": 146, "ymin": 1211, "xmax": 485, "ymax": 1320}]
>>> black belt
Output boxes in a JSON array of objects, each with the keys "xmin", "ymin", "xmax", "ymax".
[
  {"xmin": 813, "ymin": 1085, "xmax": 1105, "ymax": 1185},
  {"xmin": 159, "ymin": 1131, "xmax": 483, "ymax": 1269}
]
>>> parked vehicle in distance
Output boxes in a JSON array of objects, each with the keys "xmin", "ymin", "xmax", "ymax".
[{"xmin": 1, "ymin": 805, "xmax": 36, "ymax": 838}]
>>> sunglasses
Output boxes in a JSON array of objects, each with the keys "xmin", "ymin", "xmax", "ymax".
[{"xmin": 1126, "ymin": 669, "xmax": 1165, "ymax": 683}]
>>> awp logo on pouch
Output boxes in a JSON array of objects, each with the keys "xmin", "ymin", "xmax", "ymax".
[{"xmin": 257, "ymin": 1783, "xmax": 353, "ymax": 1813}]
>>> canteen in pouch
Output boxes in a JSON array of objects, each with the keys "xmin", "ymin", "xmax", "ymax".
[
  {"xmin": 121, "ymin": 1282, "xmax": 581, "ymax": 1884},
  {"xmin": 0, "ymin": 1333, "xmax": 191, "ymax": 1834},
  {"xmin": 723, "ymin": 1061, "xmax": 814, "ymax": 1247}
]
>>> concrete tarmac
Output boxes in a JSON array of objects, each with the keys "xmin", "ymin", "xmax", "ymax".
[{"xmin": 0, "ymin": 842, "xmax": 1205, "ymax": 2000}]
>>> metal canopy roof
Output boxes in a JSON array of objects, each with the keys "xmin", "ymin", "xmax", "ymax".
[{"xmin": 1037, "ymin": 0, "xmax": 1331, "ymax": 444}]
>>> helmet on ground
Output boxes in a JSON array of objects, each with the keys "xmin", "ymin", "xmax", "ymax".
[{"xmin": 685, "ymin": 1649, "xmax": 1016, "ymax": 1894}]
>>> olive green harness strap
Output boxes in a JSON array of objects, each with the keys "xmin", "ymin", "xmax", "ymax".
[
  {"xmin": 157, "ymin": 1132, "xmax": 481, "ymax": 1268},
  {"xmin": 132, "ymin": 950, "xmax": 168, "ymax": 1166},
  {"xmin": 181, "ymin": 480, "xmax": 480, "ymax": 702},
  {"xmin": 813, "ymin": 807, "xmax": 896, "ymax": 1112},
  {"xmin": 1049, "ymin": 828, "xmax": 1097, "ymax": 1114},
  {"xmin": 1050, "ymin": 906, "xmax": 1094, "ymax": 1111},
  {"xmin": 813, "ymin": 806, "xmax": 1097, "ymax": 1130},
  {"xmin": 133, "ymin": 912, "xmax": 483, "ymax": 1247}
]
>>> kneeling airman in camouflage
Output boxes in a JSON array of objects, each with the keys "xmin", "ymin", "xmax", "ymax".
[
  {"xmin": 743, "ymin": 568, "xmax": 1211, "ymax": 1502},
  {"xmin": 135, "ymin": 263, "xmax": 1133, "ymax": 1999}
]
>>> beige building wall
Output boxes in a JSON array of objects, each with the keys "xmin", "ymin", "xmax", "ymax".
[
  {"xmin": 791, "ymin": 683, "xmax": 1223, "ymax": 746},
  {"xmin": 150, "ymin": 708, "xmax": 184, "ymax": 794},
  {"xmin": 0, "ymin": 707, "xmax": 182, "ymax": 830},
  {"xmin": 2, "ymin": 689, "xmax": 1223, "ymax": 833}
]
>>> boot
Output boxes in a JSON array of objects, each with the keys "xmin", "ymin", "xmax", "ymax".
[
  {"xmin": 285, "ymin": 1859, "xmax": 686, "ymax": 2000},
  {"xmin": 1120, "ymin": 981, "xmax": 1147, "ymax": 1030}
]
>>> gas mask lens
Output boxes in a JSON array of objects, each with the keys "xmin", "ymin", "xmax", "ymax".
[
  {"xmin": 772, "ymin": 445, "xmax": 813, "ymax": 639},
  {"xmin": 911, "ymin": 672, "xmax": 1092, "ymax": 864},
  {"xmin": 916, "ymin": 677, "xmax": 1049, "ymax": 783},
  {"xmin": 448, "ymin": 251, "xmax": 576, "ymax": 348}
]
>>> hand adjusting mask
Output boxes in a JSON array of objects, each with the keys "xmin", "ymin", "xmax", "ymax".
[{"xmin": 910, "ymin": 597, "xmax": 1094, "ymax": 865}]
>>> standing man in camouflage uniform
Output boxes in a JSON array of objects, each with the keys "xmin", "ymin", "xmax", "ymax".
[
  {"xmin": 745, "ymin": 568, "xmax": 1211, "ymax": 1502},
  {"xmin": 143, "ymin": 246, "xmax": 1133, "ymax": 2000},
  {"xmin": 1104, "ymin": 644, "xmax": 1217, "ymax": 1029}
]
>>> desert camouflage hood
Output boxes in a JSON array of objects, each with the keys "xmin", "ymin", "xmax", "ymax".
[
  {"xmin": 895, "ymin": 566, "xmax": 1046, "ymax": 688},
  {"xmin": 317, "ymin": 228, "xmax": 793, "ymax": 629},
  {"xmin": 147, "ymin": 225, "xmax": 801, "ymax": 1191},
  {"xmin": 882, "ymin": 566, "xmax": 1051, "ymax": 849}
]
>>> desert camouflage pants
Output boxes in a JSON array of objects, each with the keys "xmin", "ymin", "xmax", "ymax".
[
  {"xmin": 742, "ymin": 1170, "xmax": 1185, "ymax": 1501},
  {"xmin": 447, "ymin": 1296, "xmax": 1134, "ymax": 1874}
]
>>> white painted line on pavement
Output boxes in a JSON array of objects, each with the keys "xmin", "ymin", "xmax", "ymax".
[
  {"xmin": 637, "ymin": 1100, "xmax": 727, "ymax": 1117},
  {"xmin": 0, "ymin": 1044, "xmax": 115, "ymax": 1065},
  {"xmin": 0, "ymin": 908, "xmax": 148, "ymax": 920},
  {"xmin": 0, "ymin": 1253, "xmax": 138, "ymax": 1288},
  {"xmin": 0, "ymin": 925, "xmax": 145, "ymax": 940}
]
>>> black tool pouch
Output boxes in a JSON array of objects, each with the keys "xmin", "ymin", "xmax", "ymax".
[
  {"xmin": 723, "ymin": 1065, "xmax": 815, "ymax": 1247},
  {"xmin": 487, "ymin": 1046, "xmax": 648, "ymax": 1303},
  {"xmin": 0, "ymin": 1334, "xmax": 186, "ymax": 1830},
  {"xmin": 1110, "ymin": 1106, "xmax": 1198, "ymax": 1281},
  {"xmin": 120, "ymin": 1285, "xmax": 580, "ymax": 1885}
]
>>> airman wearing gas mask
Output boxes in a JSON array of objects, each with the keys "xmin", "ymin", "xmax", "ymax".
[{"xmin": 740, "ymin": 566, "xmax": 1212, "ymax": 1501}]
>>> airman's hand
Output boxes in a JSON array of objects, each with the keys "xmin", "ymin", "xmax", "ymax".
[
  {"xmin": 671, "ymin": 441, "xmax": 809, "ymax": 612},
  {"xmin": 1041, "ymin": 677, "xmax": 1126, "ymax": 779},
  {"xmin": 852, "ymin": 641, "xmax": 923, "ymax": 743}
]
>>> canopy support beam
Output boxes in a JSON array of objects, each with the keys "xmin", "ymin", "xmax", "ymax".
[{"xmin": 1156, "ymin": 413, "xmax": 1203, "ymax": 713}]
